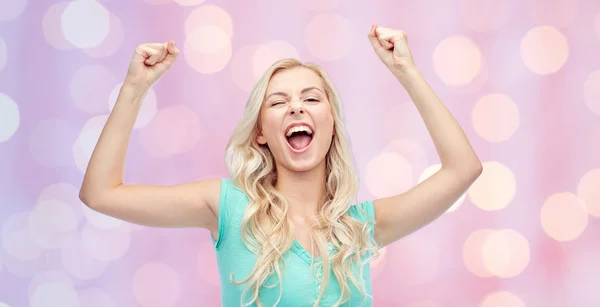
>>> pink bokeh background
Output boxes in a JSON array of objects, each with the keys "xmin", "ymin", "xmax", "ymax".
[{"xmin": 0, "ymin": 0, "xmax": 599, "ymax": 306}]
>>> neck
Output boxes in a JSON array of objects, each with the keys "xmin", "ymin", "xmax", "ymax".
[{"xmin": 275, "ymin": 162, "xmax": 327, "ymax": 218}]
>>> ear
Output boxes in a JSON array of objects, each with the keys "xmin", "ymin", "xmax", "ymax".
[{"xmin": 257, "ymin": 130, "xmax": 267, "ymax": 145}]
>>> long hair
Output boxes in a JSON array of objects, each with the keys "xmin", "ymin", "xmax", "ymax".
[{"xmin": 224, "ymin": 58, "xmax": 379, "ymax": 306}]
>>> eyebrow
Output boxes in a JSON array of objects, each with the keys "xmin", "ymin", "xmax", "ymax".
[{"xmin": 265, "ymin": 86, "xmax": 323, "ymax": 100}]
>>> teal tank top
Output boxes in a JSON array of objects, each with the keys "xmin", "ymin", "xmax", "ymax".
[{"xmin": 212, "ymin": 178, "xmax": 376, "ymax": 306}]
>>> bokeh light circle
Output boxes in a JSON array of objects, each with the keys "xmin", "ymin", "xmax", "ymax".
[
  {"xmin": 520, "ymin": 26, "xmax": 569, "ymax": 75},
  {"xmin": 185, "ymin": 5, "xmax": 233, "ymax": 38},
  {"xmin": 29, "ymin": 270, "xmax": 74, "ymax": 299},
  {"xmin": 433, "ymin": 36, "xmax": 482, "ymax": 86},
  {"xmin": 480, "ymin": 291, "xmax": 526, "ymax": 307},
  {"xmin": 133, "ymin": 262, "xmax": 181, "ymax": 307},
  {"xmin": 0, "ymin": 37, "xmax": 7, "ymax": 72},
  {"xmin": 252, "ymin": 41, "xmax": 300, "ymax": 78},
  {"xmin": 2, "ymin": 212, "xmax": 44, "ymax": 261},
  {"xmin": 541, "ymin": 192, "xmax": 588, "ymax": 241},
  {"xmin": 77, "ymin": 288, "xmax": 115, "ymax": 307},
  {"xmin": 184, "ymin": 25, "xmax": 232, "ymax": 74},
  {"xmin": 61, "ymin": 0, "xmax": 110, "ymax": 49},
  {"xmin": 472, "ymin": 93, "xmax": 520, "ymax": 142},
  {"xmin": 73, "ymin": 115, "xmax": 109, "ymax": 173},
  {"xmin": 231, "ymin": 44, "xmax": 263, "ymax": 92},
  {"xmin": 0, "ymin": 93, "xmax": 20, "ymax": 143},
  {"xmin": 482, "ymin": 229, "xmax": 530, "ymax": 278},
  {"xmin": 365, "ymin": 152, "xmax": 413, "ymax": 198},
  {"xmin": 577, "ymin": 168, "xmax": 600, "ymax": 217},
  {"xmin": 28, "ymin": 199, "xmax": 78, "ymax": 249},
  {"xmin": 61, "ymin": 236, "xmax": 109, "ymax": 280},
  {"xmin": 463, "ymin": 229, "xmax": 495, "ymax": 278},
  {"xmin": 0, "ymin": 0, "xmax": 27, "ymax": 21},
  {"xmin": 82, "ymin": 12, "xmax": 124, "ymax": 58},
  {"xmin": 30, "ymin": 281, "xmax": 79, "ymax": 307},
  {"xmin": 71, "ymin": 65, "xmax": 117, "ymax": 114},
  {"xmin": 81, "ymin": 223, "xmax": 131, "ymax": 261},
  {"xmin": 383, "ymin": 139, "xmax": 429, "ymax": 182},
  {"xmin": 43, "ymin": 2, "xmax": 75, "ymax": 50},
  {"xmin": 305, "ymin": 13, "xmax": 353, "ymax": 61},
  {"xmin": 468, "ymin": 161, "xmax": 516, "ymax": 211},
  {"xmin": 583, "ymin": 70, "xmax": 600, "ymax": 116},
  {"xmin": 37, "ymin": 183, "xmax": 85, "ymax": 225}
]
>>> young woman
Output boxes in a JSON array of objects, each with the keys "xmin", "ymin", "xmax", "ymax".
[{"xmin": 79, "ymin": 24, "xmax": 482, "ymax": 307}]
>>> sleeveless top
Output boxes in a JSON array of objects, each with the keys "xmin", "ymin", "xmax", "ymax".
[{"xmin": 212, "ymin": 178, "xmax": 376, "ymax": 306}]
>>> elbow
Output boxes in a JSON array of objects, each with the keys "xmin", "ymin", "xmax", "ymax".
[{"xmin": 79, "ymin": 185, "xmax": 106, "ymax": 210}]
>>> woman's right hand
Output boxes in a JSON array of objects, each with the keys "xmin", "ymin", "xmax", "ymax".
[{"xmin": 124, "ymin": 40, "xmax": 180, "ymax": 91}]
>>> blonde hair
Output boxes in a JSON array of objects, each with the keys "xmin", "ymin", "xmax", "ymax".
[{"xmin": 224, "ymin": 58, "xmax": 379, "ymax": 306}]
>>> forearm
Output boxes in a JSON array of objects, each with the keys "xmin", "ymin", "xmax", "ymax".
[
  {"xmin": 394, "ymin": 66, "xmax": 482, "ymax": 174},
  {"xmin": 80, "ymin": 83, "xmax": 149, "ymax": 202}
]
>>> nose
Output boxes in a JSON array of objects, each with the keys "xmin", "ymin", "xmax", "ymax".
[{"xmin": 289, "ymin": 100, "xmax": 304, "ymax": 115}]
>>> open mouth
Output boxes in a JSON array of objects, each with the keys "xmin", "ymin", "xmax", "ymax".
[{"xmin": 285, "ymin": 125, "xmax": 314, "ymax": 152}]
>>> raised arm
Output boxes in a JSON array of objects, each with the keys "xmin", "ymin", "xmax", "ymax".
[
  {"xmin": 367, "ymin": 25, "xmax": 483, "ymax": 246},
  {"xmin": 79, "ymin": 41, "xmax": 221, "ymax": 234}
]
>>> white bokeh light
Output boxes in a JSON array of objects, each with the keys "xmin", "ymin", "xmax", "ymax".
[
  {"xmin": 30, "ymin": 281, "xmax": 79, "ymax": 307},
  {"xmin": 184, "ymin": 25, "xmax": 232, "ymax": 74},
  {"xmin": 252, "ymin": 41, "xmax": 300, "ymax": 78},
  {"xmin": 365, "ymin": 152, "xmax": 414, "ymax": 198},
  {"xmin": 0, "ymin": 0, "xmax": 27, "ymax": 21},
  {"xmin": 71, "ymin": 65, "xmax": 117, "ymax": 114},
  {"xmin": 0, "ymin": 93, "xmax": 20, "ymax": 143},
  {"xmin": 185, "ymin": 4, "xmax": 233, "ymax": 38},
  {"xmin": 108, "ymin": 83, "xmax": 157, "ymax": 129},
  {"xmin": 81, "ymin": 223, "xmax": 131, "ymax": 261},
  {"xmin": 61, "ymin": 236, "xmax": 109, "ymax": 280},
  {"xmin": 77, "ymin": 288, "xmax": 115, "ymax": 307},
  {"xmin": 0, "ymin": 37, "xmax": 7, "ymax": 72},
  {"xmin": 43, "ymin": 2, "xmax": 75, "ymax": 50},
  {"xmin": 29, "ymin": 270, "xmax": 75, "ymax": 299},
  {"xmin": 28, "ymin": 199, "xmax": 78, "ymax": 249},
  {"xmin": 82, "ymin": 12, "xmax": 124, "ymax": 58},
  {"xmin": 2, "ymin": 212, "xmax": 44, "ymax": 261},
  {"xmin": 61, "ymin": 0, "xmax": 110, "ymax": 48},
  {"xmin": 433, "ymin": 36, "xmax": 482, "ymax": 86},
  {"xmin": 37, "ymin": 183, "xmax": 85, "ymax": 224},
  {"xmin": 73, "ymin": 115, "xmax": 108, "ymax": 173}
]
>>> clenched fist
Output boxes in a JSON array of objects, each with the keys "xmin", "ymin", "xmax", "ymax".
[{"xmin": 125, "ymin": 40, "xmax": 180, "ymax": 90}]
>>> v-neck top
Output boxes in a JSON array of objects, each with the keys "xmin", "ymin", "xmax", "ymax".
[{"xmin": 212, "ymin": 178, "xmax": 376, "ymax": 307}]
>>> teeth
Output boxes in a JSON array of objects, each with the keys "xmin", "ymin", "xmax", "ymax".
[{"xmin": 286, "ymin": 125, "xmax": 313, "ymax": 137}]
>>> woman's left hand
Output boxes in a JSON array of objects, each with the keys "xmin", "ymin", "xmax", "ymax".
[{"xmin": 368, "ymin": 25, "xmax": 415, "ymax": 74}]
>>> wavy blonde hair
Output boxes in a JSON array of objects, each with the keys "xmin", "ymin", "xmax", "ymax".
[{"xmin": 224, "ymin": 58, "xmax": 379, "ymax": 306}]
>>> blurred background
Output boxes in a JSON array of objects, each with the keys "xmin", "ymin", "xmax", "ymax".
[{"xmin": 1, "ymin": 0, "xmax": 599, "ymax": 306}]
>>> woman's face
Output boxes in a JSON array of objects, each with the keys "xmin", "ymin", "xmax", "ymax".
[{"xmin": 257, "ymin": 66, "xmax": 335, "ymax": 173}]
